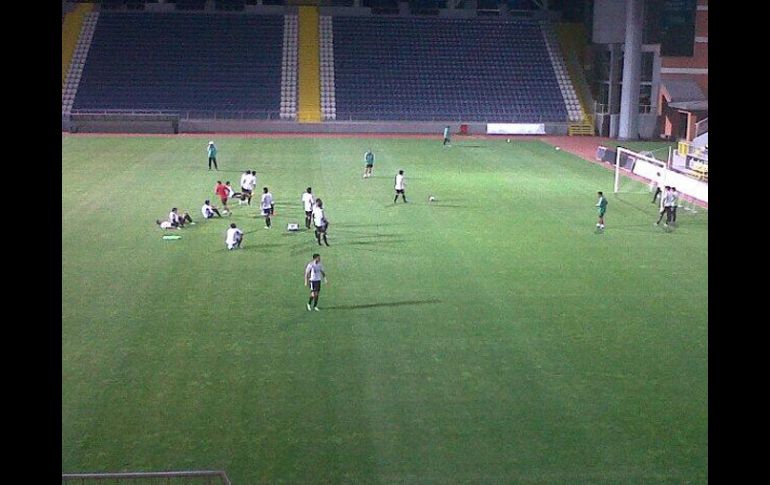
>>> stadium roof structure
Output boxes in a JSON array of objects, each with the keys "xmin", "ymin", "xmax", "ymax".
[{"xmin": 660, "ymin": 79, "xmax": 707, "ymax": 112}]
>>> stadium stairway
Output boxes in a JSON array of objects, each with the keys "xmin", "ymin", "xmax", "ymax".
[
  {"xmin": 319, "ymin": 15, "xmax": 336, "ymax": 121},
  {"xmin": 280, "ymin": 14, "xmax": 298, "ymax": 120},
  {"xmin": 62, "ymin": 2, "xmax": 93, "ymax": 88},
  {"xmin": 297, "ymin": 6, "xmax": 321, "ymax": 123},
  {"xmin": 540, "ymin": 21, "xmax": 583, "ymax": 124},
  {"xmin": 553, "ymin": 23, "xmax": 596, "ymax": 136},
  {"xmin": 62, "ymin": 10, "xmax": 99, "ymax": 114}
]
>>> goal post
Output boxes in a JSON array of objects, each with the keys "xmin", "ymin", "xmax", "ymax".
[
  {"xmin": 613, "ymin": 146, "xmax": 708, "ymax": 212},
  {"xmin": 614, "ymin": 146, "xmax": 669, "ymax": 195}
]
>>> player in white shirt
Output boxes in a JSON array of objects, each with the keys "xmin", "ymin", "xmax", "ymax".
[
  {"xmin": 670, "ymin": 187, "xmax": 679, "ymax": 225},
  {"xmin": 393, "ymin": 170, "xmax": 407, "ymax": 203},
  {"xmin": 167, "ymin": 207, "xmax": 194, "ymax": 228},
  {"xmin": 304, "ymin": 253, "xmax": 327, "ymax": 311},
  {"xmin": 201, "ymin": 199, "xmax": 222, "ymax": 219},
  {"xmin": 260, "ymin": 187, "xmax": 274, "ymax": 229},
  {"xmin": 301, "ymin": 187, "xmax": 316, "ymax": 229},
  {"xmin": 156, "ymin": 219, "xmax": 177, "ymax": 230},
  {"xmin": 225, "ymin": 181, "xmax": 243, "ymax": 202},
  {"xmin": 655, "ymin": 186, "xmax": 673, "ymax": 226},
  {"xmin": 225, "ymin": 223, "xmax": 243, "ymax": 250},
  {"xmin": 247, "ymin": 170, "xmax": 258, "ymax": 193},
  {"xmin": 239, "ymin": 170, "xmax": 253, "ymax": 205},
  {"xmin": 312, "ymin": 198, "xmax": 330, "ymax": 246}
]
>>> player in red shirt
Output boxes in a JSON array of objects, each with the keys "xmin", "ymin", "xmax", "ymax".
[{"xmin": 214, "ymin": 181, "xmax": 230, "ymax": 215}]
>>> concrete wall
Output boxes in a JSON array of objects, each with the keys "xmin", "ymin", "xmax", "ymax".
[{"xmin": 180, "ymin": 119, "xmax": 569, "ymax": 135}]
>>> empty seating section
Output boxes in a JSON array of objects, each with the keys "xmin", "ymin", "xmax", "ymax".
[
  {"xmin": 73, "ymin": 13, "xmax": 283, "ymax": 117},
  {"xmin": 332, "ymin": 17, "xmax": 568, "ymax": 122}
]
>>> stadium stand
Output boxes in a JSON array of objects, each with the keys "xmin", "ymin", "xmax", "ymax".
[
  {"xmin": 73, "ymin": 12, "xmax": 284, "ymax": 118},
  {"xmin": 331, "ymin": 16, "xmax": 569, "ymax": 122}
]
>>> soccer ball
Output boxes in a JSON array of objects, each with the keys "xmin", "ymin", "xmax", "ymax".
[
  {"xmin": 429, "ymin": 196, "xmax": 436, "ymax": 202},
  {"xmin": 506, "ymin": 138, "xmax": 511, "ymax": 143}
]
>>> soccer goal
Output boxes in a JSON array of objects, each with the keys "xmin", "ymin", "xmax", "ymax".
[
  {"xmin": 613, "ymin": 146, "xmax": 670, "ymax": 196},
  {"xmin": 613, "ymin": 146, "xmax": 706, "ymax": 213}
]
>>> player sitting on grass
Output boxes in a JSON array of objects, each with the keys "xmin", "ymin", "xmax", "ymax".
[
  {"xmin": 156, "ymin": 219, "xmax": 178, "ymax": 230},
  {"xmin": 170, "ymin": 207, "xmax": 194, "ymax": 228},
  {"xmin": 201, "ymin": 200, "xmax": 223, "ymax": 219}
]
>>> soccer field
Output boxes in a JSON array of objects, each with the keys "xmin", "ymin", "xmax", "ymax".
[{"xmin": 62, "ymin": 135, "xmax": 708, "ymax": 483}]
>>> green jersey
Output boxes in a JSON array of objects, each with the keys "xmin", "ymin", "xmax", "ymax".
[
  {"xmin": 597, "ymin": 196, "xmax": 607, "ymax": 213},
  {"xmin": 364, "ymin": 151, "xmax": 374, "ymax": 165},
  {"xmin": 208, "ymin": 145, "xmax": 217, "ymax": 158}
]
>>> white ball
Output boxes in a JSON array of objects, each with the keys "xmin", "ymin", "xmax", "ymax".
[
  {"xmin": 429, "ymin": 196, "xmax": 436, "ymax": 202},
  {"xmin": 506, "ymin": 138, "xmax": 511, "ymax": 143},
  {"xmin": 555, "ymin": 146, "xmax": 561, "ymax": 150}
]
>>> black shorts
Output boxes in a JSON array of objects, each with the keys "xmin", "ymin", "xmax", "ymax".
[
  {"xmin": 305, "ymin": 210, "xmax": 312, "ymax": 217},
  {"xmin": 262, "ymin": 208, "xmax": 272, "ymax": 216},
  {"xmin": 395, "ymin": 189, "xmax": 405, "ymax": 194},
  {"xmin": 315, "ymin": 223, "xmax": 327, "ymax": 233},
  {"xmin": 366, "ymin": 163, "xmax": 374, "ymax": 168},
  {"xmin": 310, "ymin": 280, "xmax": 321, "ymax": 292},
  {"xmin": 241, "ymin": 188, "xmax": 252, "ymax": 194}
]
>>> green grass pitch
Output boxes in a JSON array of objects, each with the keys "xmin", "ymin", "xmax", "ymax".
[{"xmin": 62, "ymin": 135, "xmax": 708, "ymax": 483}]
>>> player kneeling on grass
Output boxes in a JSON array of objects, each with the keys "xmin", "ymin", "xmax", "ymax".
[
  {"xmin": 261, "ymin": 187, "xmax": 274, "ymax": 229},
  {"xmin": 312, "ymin": 198, "xmax": 330, "ymax": 246},
  {"xmin": 304, "ymin": 253, "xmax": 327, "ymax": 311},
  {"xmin": 201, "ymin": 199, "xmax": 223, "ymax": 219},
  {"xmin": 225, "ymin": 223, "xmax": 243, "ymax": 250}
]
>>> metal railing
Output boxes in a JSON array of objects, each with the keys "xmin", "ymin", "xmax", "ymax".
[
  {"xmin": 593, "ymin": 103, "xmax": 653, "ymax": 114},
  {"xmin": 62, "ymin": 470, "xmax": 231, "ymax": 485},
  {"xmin": 66, "ymin": 109, "xmax": 283, "ymax": 120},
  {"xmin": 695, "ymin": 117, "xmax": 708, "ymax": 137}
]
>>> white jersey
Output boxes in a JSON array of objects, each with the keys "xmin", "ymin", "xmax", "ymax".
[
  {"xmin": 395, "ymin": 174, "xmax": 405, "ymax": 190},
  {"xmin": 312, "ymin": 206, "xmax": 325, "ymax": 226},
  {"xmin": 227, "ymin": 185, "xmax": 236, "ymax": 198},
  {"xmin": 159, "ymin": 221, "xmax": 173, "ymax": 229},
  {"xmin": 663, "ymin": 190, "xmax": 675, "ymax": 208},
  {"xmin": 305, "ymin": 261, "xmax": 325, "ymax": 281},
  {"xmin": 246, "ymin": 173, "xmax": 258, "ymax": 191},
  {"xmin": 302, "ymin": 192, "xmax": 315, "ymax": 212},
  {"xmin": 201, "ymin": 203, "xmax": 215, "ymax": 218},
  {"xmin": 261, "ymin": 192, "xmax": 274, "ymax": 210},
  {"xmin": 168, "ymin": 211, "xmax": 179, "ymax": 224},
  {"xmin": 240, "ymin": 173, "xmax": 250, "ymax": 190},
  {"xmin": 225, "ymin": 227, "xmax": 242, "ymax": 246}
]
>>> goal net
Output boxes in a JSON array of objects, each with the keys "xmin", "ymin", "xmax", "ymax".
[{"xmin": 614, "ymin": 146, "xmax": 705, "ymax": 213}]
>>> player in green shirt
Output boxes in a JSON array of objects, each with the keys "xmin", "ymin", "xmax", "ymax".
[
  {"xmin": 363, "ymin": 149, "xmax": 375, "ymax": 178},
  {"xmin": 596, "ymin": 191, "xmax": 607, "ymax": 230},
  {"xmin": 207, "ymin": 141, "xmax": 218, "ymax": 170}
]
